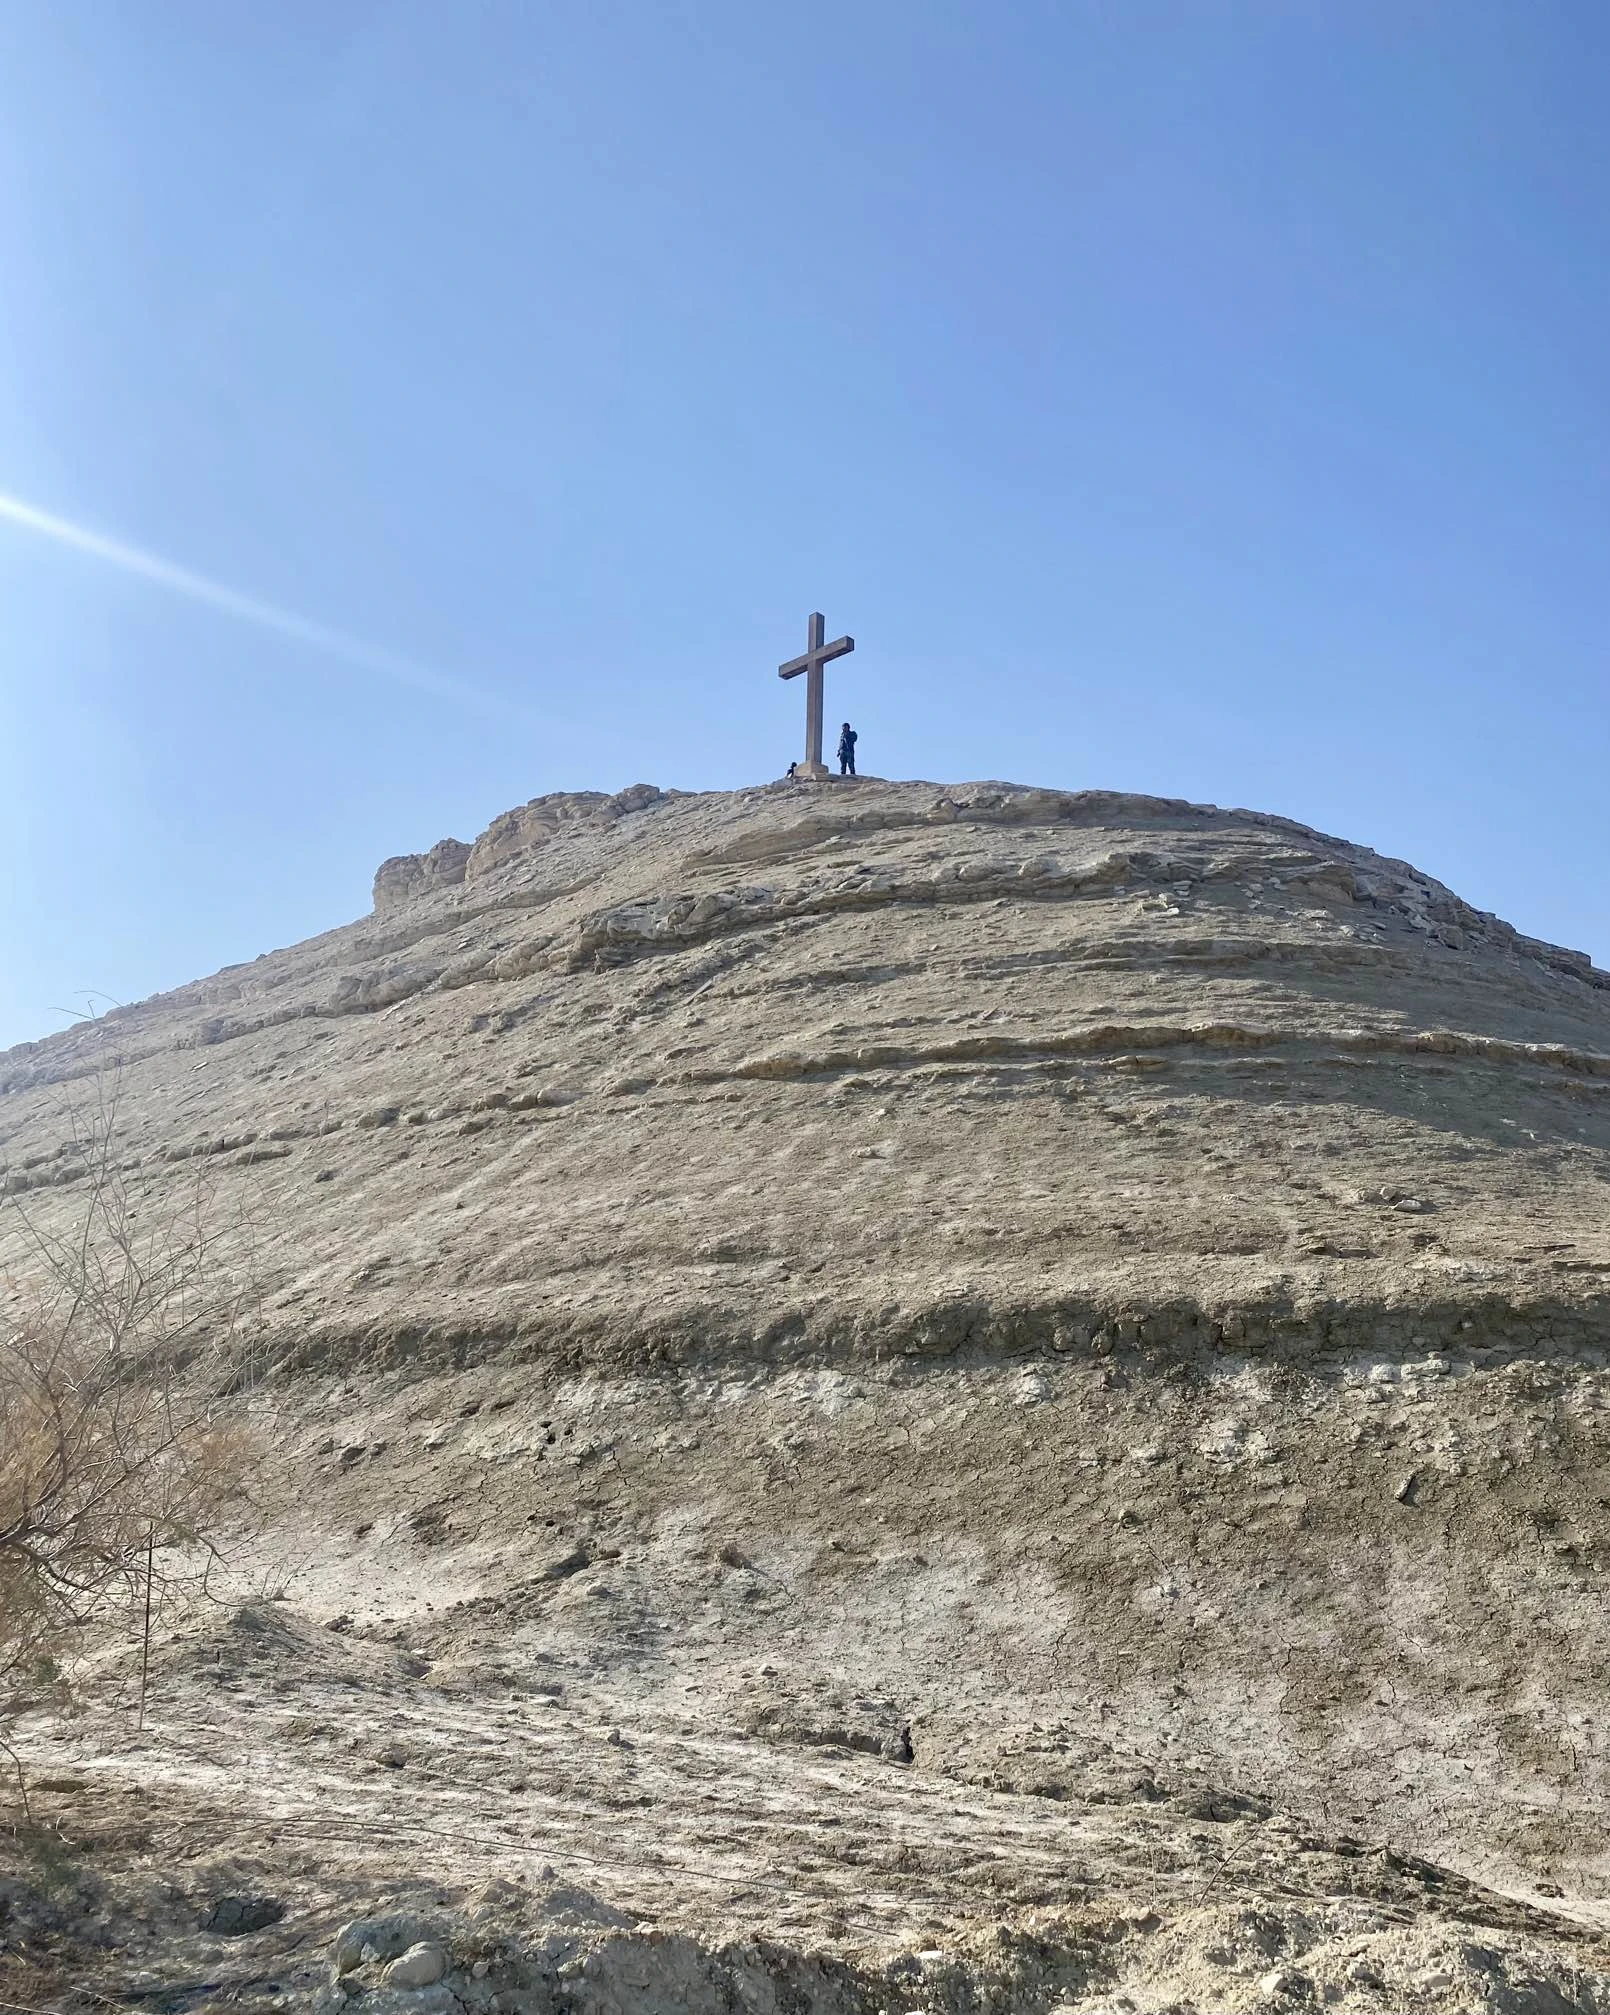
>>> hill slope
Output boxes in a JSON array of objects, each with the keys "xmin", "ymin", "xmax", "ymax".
[{"xmin": 8, "ymin": 778, "xmax": 1610, "ymax": 2013}]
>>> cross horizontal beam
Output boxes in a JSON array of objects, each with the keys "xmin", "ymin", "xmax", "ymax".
[{"xmin": 778, "ymin": 632, "xmax": 854, "ymax": 679}]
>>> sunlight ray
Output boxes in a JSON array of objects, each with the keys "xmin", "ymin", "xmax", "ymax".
[{"xmin": 0, "ymin": 489, "xmax": 520, "ymax": 717}]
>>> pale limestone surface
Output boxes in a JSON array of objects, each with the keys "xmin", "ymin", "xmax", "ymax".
[{"xmin": 8, "ymin": 778, "xmax": 1610, "ymax": 2011}]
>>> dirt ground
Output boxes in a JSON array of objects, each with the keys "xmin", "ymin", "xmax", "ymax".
[
  {"xmin": 11, "ymin": 1348, "xmax": 1610, "ymax": 2013},
  {"xmin": 10, "ymin": 1592, "xmax": 1610, "ymax": 2014}
]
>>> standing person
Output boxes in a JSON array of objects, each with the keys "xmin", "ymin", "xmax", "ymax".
[{"xmin": 837, "ymin": 722, "xmax": 858, "ymax": 777}]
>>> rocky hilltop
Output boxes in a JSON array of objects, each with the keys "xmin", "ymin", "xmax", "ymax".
[{"xmin": 8, "ymin": 778, "xmax": 1610, "ymax": 2013}]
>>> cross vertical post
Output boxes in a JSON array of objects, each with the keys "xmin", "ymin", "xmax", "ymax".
[
  {"xmin": 778, "ymin": 611, "xmax": 855, "ymax": 779},
  {"xmin": 804, "ymin": 611, "xmax": 825, "ymax": 779}
]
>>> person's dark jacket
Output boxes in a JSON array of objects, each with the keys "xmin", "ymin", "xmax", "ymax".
[{"xmin": 837, "ymin": 727, "xmax": 857, "ymax": 761}]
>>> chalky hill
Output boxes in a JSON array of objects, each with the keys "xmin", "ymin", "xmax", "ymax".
[{"xmin": 8, "ymin": 775, "xmax": 1610, "ymax": 2011}]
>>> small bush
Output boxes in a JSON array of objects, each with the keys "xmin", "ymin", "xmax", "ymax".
[{"xmin": 0, "ymin": 1077, "xmax": 256, "ymax": 1757}]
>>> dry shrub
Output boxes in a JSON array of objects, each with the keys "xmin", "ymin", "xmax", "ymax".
[{"xmin": 0, "ymin": 1077, "xmax": 258, "ymax": 1750}]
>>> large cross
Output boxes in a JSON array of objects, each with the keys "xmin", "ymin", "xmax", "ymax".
[{"xmin": 778, "ymin": 611, "xmax": 855, "ymax": 779}]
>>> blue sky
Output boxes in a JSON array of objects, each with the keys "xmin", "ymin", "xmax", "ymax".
[{"xmin": 2, "ymin": 3, "xmax": 1606, "ymax": 1050}]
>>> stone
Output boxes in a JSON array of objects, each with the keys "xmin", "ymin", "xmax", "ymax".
[
  {"xmin": 333, "ymin": 1913, "xmax": 443, "ymax": 1974},
  {"xmin": 384, "ymin": 1942, "xmax": 448, "ymax": 1988},
  {"xmin": 372, "ymin": 837, "xmax": 472, "ymax": 912}
]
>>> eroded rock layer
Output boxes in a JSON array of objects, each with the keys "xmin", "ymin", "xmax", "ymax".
[{"xmin": 7, "ymin": 779, "xmax": 1610, "ymax": 1355}]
